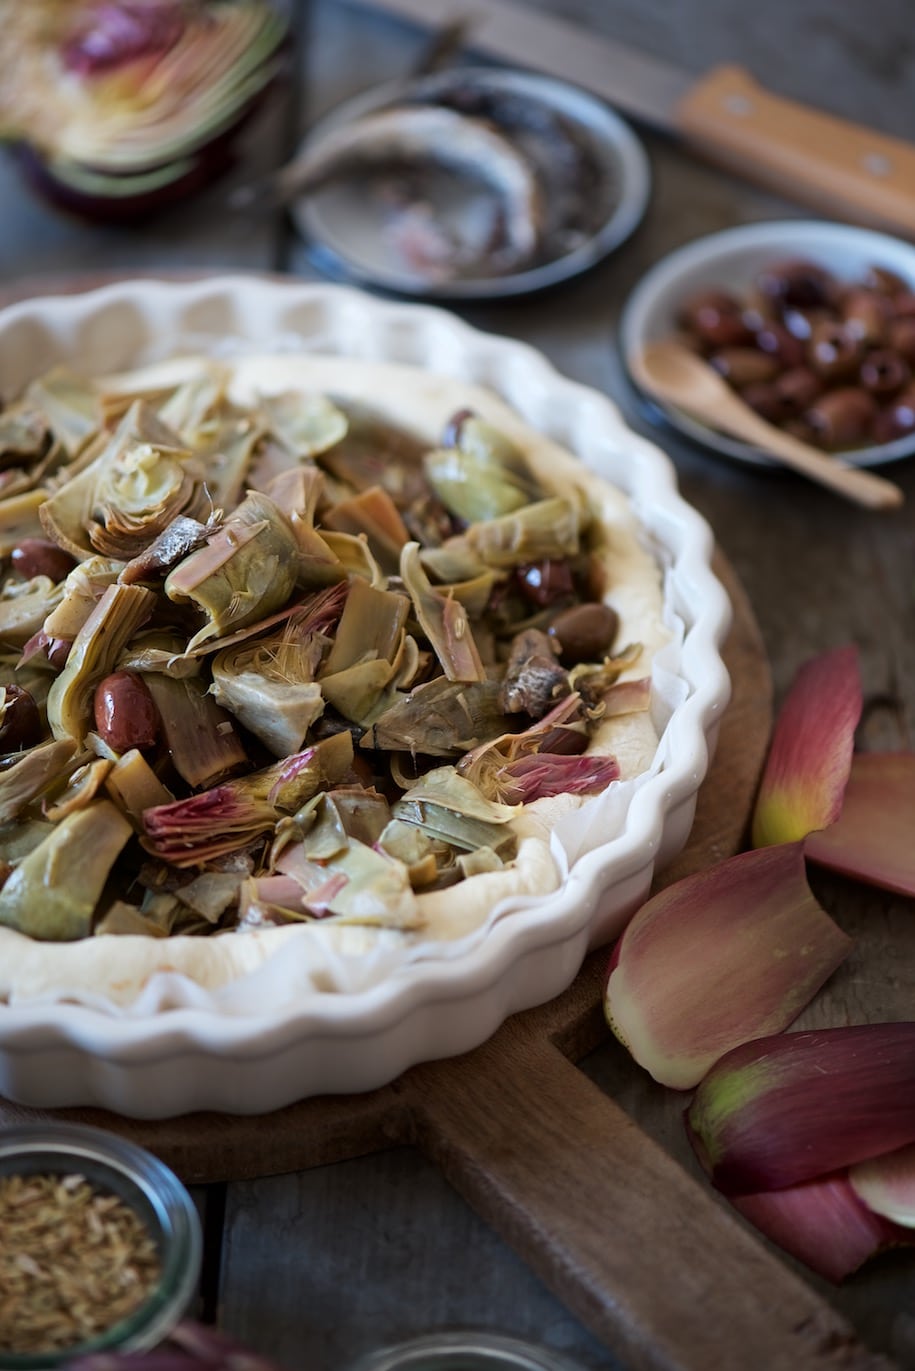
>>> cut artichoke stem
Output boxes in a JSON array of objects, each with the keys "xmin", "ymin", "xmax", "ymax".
[
  {"xmin": 46, "ymin": 583, "xmax": 155, "ymax": 744},
  {"xmin": 0, "ymin": 799, "xmax": 132, "ymax": 941}
]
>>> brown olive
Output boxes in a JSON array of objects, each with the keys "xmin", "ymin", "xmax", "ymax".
[
  {"xmin": 709, "ymin": 347, "xmax": 779, "ymax": 387},
  {"xmin": 888, "ymin": 317, "xmax": 915, "ymax": 364},
  {"xmin": 840, "ymin": 288, "xmax": 891, "ymax": 346},
  {"xmin": 807, "ymin": 321, "xmax": 863, "ymax": 380},
  {"xmin": 515, "ymin": 559, "xmax": 575, "ymax": 608},
  {"xmin": 859, "ymin": 349, "xmax": 911, "ymax": 397},
  {"xmin": 547, "ymin": 602, "xmax": 619, "ymax": 666},
  {"xmin": 9, "ymin": 538, "xmax": 77, "ymax": 584},
  {"xmin": 0, "ymin": 685, "xmax": 42, "ymax": 753},
  {"xmin": 677, "ymin": 290, "xmax": 753, "ymax": 348},
  {"xmin": 45, "ymin": 637, "xmax": 72, "ymax": 670},
  {"xmin": 752, "ymin": 321, "xmax": 805, "ymax": 368},
  {"xmin": 740, "ymin": 381, "xmax": 784, "ymax": 423},
  {"xmin": 872, "ymin": 386, "xmax": 915, "ymax": 443},
  {"xmin": 804, "ymin": 388, "xmax": 877, "ymax": 449},
  {"xmin": 893, "ymin": 291, "xmax": 915, "ymax": 319},
  {"xmin": 773, "ymin": 366, "xmax": 824, "ymax": 415},
  {"xmin": 863, "ymin": 265, "xmax": 909, "ymax": 296},
  {"xmin": 781, "ymin": 305, "xmax": 832, "ymax": 342},
  {"xmin": 755, "ymin": 259, "xmax": 838, "ymax": 310},
  {"xmin": 93, "ymin": 671, "xmax": 160, "ymax": 753}
]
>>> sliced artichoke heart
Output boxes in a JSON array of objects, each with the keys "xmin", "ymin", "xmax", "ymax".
[
  {"xmin": 165, "ymin": 491, "xmax": 299, "ymax": 649},
  {"xmin": 260, "ymin": 390, "xmax": 348, "ymax": 458}
]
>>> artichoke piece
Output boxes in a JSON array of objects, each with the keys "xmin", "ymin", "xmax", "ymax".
[
  {"xmin": 39, "ymin": 400, "xmax": 203, "ymax": 560},
  {"xmin": 104, "ymin": 748, "xmax": 174, "ymax": 822},
  {"xmin": 320, "ymin": 659, "xmax": 395, "ymax": 727},
  {"xmin": 165, "ymin": 490, "xmax": 299, "ymax": 650},
  {"xmin": 43, "ymin": 555, "xmax": 124, "ymax": 641},
  {"xmin": 0, "ymin": 799, "xmax": 132, "ymax": 941},
  {"xmin": 467, "ymin": 497, "xmax": 584, "ymax": 569},
  {"xmin": 142, "ymin": 673, "xmax": 246, "ymax": 790},
  {"xmin": 95, "ymin": 902, "xmax": 169, "ymax": 938},
  {"xmin": 211, "ymin": 651, "xmax": 325, "ymax": 758},
  {"xmin": 0, "ymin": 405, "xmax": 49, "ymax": 464},
  {"xmin": 142, "ymin": 732, "xmax": 354, "ymax": 868},
  {"xmin": 322, "ymin": 485, "xmax": 411, "ymax": 576},
  {"xmin": 363, "ymin": 677, "xmax": 506, "ymax": 756},
  {"xmin": 300, "ymin": 789, "xmax": 391, "ymax": 861},
  {"xmin": 0, "ymin": 575, "xmax": 64, "ymax": 646},
  {"xmin": 47, "ymin": 583, "xmax": 155, "ymax": 744},
  {"xmin": 25, "ymin": 368, "xmax": 99, "ymax": 458},
  {"xmin": 209, "ymin": 584, "xmax": 352, "ymax": 753},
  {"xmin": 196, "ymin": 412, "xmax": 266, "ymax": 512},
  {"xmin": 400, "ymin": 541, "xmax": 486, "ymax": 684},
  {"xmin": 43, "ymin": 757, "xmax": 113, "ymax": 821},
  {"xmin": 260, "ymin": 391, "xmax": 348, "ymax": 458},
  {"xmin": 0, "ymin": 818, "xmax": 56, "ymax": 864},
  {"xmin": 0, "ymin": 490, "xmax": 47, "ymax": 558},
  {"xmin": 0, "ymin": 738, "xmax": 77, "ymax": 824},
  {"xmin": 323, "ymin": 578, "xmax": 409, "ymax": 675},
  {"xmin": 0, "ymin": 2, "xmax": 289, "ymax": 172},
  {"xmin": 321, "ymin": 531, "xmax": 386, "ymax": 587},
  {"xmin": 265, "ymin": 466, "xmax": 345, "ymax": 589},
  {"xmin": 424, "ymin": 417, "xmax": 542, "ymax": 524},
  {"xmin": 274, "ymin": 835, "xmax": 421, "ymax": 928},
  {"xmin": 156, "ymin": 367, "xmax": 229, "ymax": 443},
  {"xmin": 392, "ymin": 766, "xmax": 518, "ymax": 859}
]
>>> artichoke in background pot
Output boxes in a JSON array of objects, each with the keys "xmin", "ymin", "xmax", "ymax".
[{"xmin": 0, "ymin": 0, "xmax": 290, "ymax": 220}]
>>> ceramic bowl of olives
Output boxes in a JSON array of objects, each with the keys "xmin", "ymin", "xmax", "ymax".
[{"xmin": 619, "ymin": 219, "xmax": 915, "ymax": 468}]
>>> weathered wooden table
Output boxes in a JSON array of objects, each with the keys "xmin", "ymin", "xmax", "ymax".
[{"xmin": 2, "ymin": 1, "xmax": 915, "ymax": 1368}]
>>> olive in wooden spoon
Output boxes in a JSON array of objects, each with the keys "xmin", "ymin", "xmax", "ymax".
[{"xmin": 631, "ymin": 339, "xmax": 904, "ymax": 511}]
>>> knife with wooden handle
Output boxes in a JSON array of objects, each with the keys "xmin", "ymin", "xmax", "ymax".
[{"xmin": 351, "ymin": 0, "xmax": 915, "ymax": 238}]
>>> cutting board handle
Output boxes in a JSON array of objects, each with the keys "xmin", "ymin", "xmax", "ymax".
[
  {"xmin": 408, "ymin": 1031, "xmax": 893, "ymax": 1371},
  {"xmin": 676, "ymin": 64, "xmax": 915, "ymax": 236}
]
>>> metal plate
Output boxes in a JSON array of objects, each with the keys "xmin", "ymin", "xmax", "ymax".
[{"xmin": 290, "ymin": 67, "xmax": 650, "ymax": 300}]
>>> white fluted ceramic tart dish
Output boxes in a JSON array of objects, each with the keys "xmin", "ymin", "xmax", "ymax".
[{"xmin": 0, "ymin": 278, "xmax": 730, "ymax": 1117}]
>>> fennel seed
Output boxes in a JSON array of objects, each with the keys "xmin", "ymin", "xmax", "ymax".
[{"xmin": 0, "ymin": 1171, "xmax": 160, "ymax": 1353}]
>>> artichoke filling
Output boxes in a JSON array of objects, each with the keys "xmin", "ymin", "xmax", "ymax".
[{"xmin": 0, "ymin": 361, "xmax": 652, "ymax": 944}]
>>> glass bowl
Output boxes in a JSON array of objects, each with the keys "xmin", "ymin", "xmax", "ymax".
[{"xmin": 0, "ymin": 1123, "xmax": 202, "ymax": 1369}]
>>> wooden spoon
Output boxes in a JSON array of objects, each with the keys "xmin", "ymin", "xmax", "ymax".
[{"xmin": 631, "ymin": 339, "xmax": 905, "ymax": 510}]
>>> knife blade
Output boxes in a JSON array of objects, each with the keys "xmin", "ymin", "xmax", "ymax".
[{"xmin": 350, "ymin": 0, "xmax": 915, "ymax": 239}]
